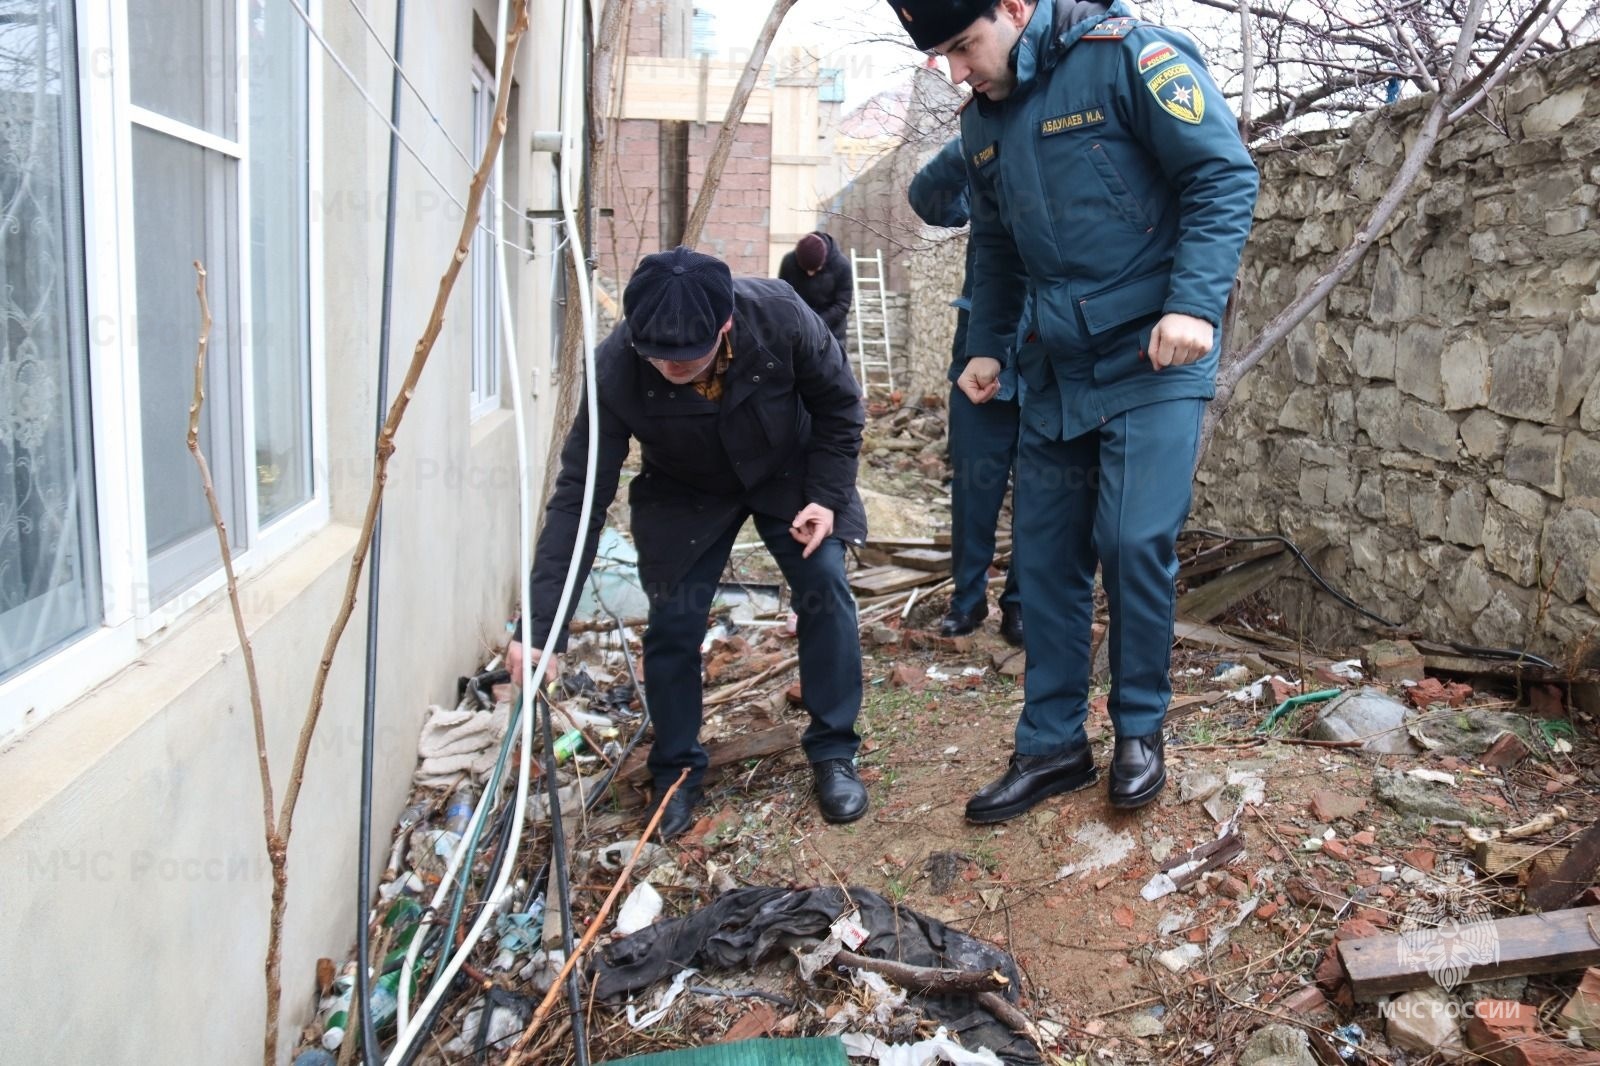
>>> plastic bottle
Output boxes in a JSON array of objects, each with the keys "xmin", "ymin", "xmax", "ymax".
[
  {"xmin": 395, "ymin": 798, "xmax": 432, "ymax": 832},
  {"xmin": 553, "ymin": 729, "xmax": 585, "ymax": 764},
  {"xmin": 443, "ymin": 783, "xmax": 478, "ymax": 835},
  {"xmin": 322, "ymin": 971, "xmax": 402, "ymax": 1049}
]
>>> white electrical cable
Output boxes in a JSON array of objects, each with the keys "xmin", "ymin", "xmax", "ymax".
[{"xmin": 382, "ymin": 0, "xmax": 602, "ymax": 1054}]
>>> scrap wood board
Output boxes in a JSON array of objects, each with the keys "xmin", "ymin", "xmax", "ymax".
[
  {"xmin": 849, "ymin": 565, "xmax": 936, "ymax": 595},
  {"xmin": 892, "ymin": 548, "xmax": 952, "ymax": 572},
  {"xmin": 612, "ymin": 723, "xmax": 802, "ymax": 806},
  {"xmin": 1474, "ymin": 840, "xmax": 1571, "ymax": 880},
  {"xmin": 1338, "ymin": 905, "xmax": 1600, "ymax": 1000}
]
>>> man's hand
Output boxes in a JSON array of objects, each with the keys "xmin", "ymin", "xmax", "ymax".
[
  {"xmin": 1146, "ymin": 313, "xmax": 1214, "ymax": 371},
  {"xmin": 790, "ymin": 502, "xmax": 836, "ymax": 559},
  {"xmin": 957, "ymin": 357, "xmax": 1003, "ymax": 404},
  {"xmin": 506, "ymin": 641, "xmax": 561, "ymax": 692}
]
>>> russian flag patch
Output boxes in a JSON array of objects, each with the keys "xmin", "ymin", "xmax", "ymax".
[{"xmin": 1137, "ymin": 41, "xmax": 1179, "ymax": 73}]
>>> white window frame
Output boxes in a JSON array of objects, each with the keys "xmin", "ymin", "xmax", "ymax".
[
  {"xmin": 468, "ymin": 53, "xmax": 501, "ymax": 422},
  {"xmin": 0, "ymin": 0, "xmax": 327, "ymax": 743}
]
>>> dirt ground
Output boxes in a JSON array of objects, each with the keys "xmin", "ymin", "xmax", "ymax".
[{"xmin": 384, "ymin": 401, "xmax": 1600, "ymax": 1065}]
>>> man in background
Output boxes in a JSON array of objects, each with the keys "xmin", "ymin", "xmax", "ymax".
[{"xmin": 779, "ymin": 231, "xmax": 854, "ymax": 352}]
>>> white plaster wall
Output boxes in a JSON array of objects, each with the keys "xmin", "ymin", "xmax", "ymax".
[{"xmin": 0, "ymin": 0, "xmax": 572, "ymax": 1060}]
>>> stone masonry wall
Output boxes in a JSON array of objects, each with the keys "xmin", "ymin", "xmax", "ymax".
[
  {"xmin": 903, "ymin": 231, "xmax": 970, "ymax": 400},
  {"xmin": 1195, "ymin": 42, "xmax": 1600, "ymax": 657}
]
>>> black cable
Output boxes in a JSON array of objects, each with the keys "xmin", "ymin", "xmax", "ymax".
[
  {"xmin": 1182, "ymin": 527, "xmax": 1557, "ymax": 670},
  {"xmin": 357, "ymin": 2, "xmax": 406, "ymax": 1061},
  {"xmin": 537, "ymin": 690, "xmax": 590, "ymax": 1066}
]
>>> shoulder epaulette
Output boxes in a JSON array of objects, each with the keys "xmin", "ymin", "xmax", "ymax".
[{"xmin": 1082, "ymin": 16, "xmax": 1137, "ymax": 40}]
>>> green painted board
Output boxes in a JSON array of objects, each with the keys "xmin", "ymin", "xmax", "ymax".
[{"xmin": 598, "ymin": 1036, "xmax": 849, "ymax": 1066}]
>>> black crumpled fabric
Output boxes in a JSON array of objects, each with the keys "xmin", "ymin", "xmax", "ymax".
[{"xmin": 593, "ymin": 886, "xmax": 1041, "ymax": 1065}]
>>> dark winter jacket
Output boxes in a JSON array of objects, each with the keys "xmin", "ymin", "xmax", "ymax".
[
  {"xmin": 522, "ymin": 278, "xmax": 868, "ymax": 652},
  {"xmin": 777, "ymin": 232, "xmax": 853, "ymax": 349}
]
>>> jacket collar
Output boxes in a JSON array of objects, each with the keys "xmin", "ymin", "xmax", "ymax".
[{"xmin": 993, "ymin": 0, "xmax": 1126, "ymax": 104}]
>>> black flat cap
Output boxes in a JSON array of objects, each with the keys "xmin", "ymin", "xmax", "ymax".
[{"xmin": 623, "ymin": 246, "xmax": 735, "ymax": 362}]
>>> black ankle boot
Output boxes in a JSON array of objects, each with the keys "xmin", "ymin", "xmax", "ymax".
[{"xmin": 964, "ymin": 748, "xmax": 1096, "ymax": 824}]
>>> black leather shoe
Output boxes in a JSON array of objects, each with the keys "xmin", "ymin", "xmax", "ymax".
[
  {"xmin": 1109, "ymin": 733, "xmax": 1166, "ymax": 810},
  {"xmin": 964, "ymin": 748, "xmax": 1097, "ymax": 824},
  {"xmin": 939, "ymin": 604, "xmax": 988, "ymax": 638},
  {"xmin": 999, "ymin": 603, "xmax": 1024, "ymax": 648},
  {"xmin": 813, "ymin": 759, "xmax": 869, "ymax": 823},
  {"xmin": 649, "ymin": 784, "xmax": 704, "ymax": 840}
]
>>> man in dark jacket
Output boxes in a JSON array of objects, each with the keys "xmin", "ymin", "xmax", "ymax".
[
  {"xmin": 908, "ymin": 138, "xmax": 1023, "ymax": 647},
  {"xmin": 888, "ymin": 0, "xmax": 1258, "ymax": 819},
  {"xmin": 507, "ymin": 247, "xmax": 871, "ymax": 839},
  {"xmin": 778, "ymin": 231, "xmax": 853, "ymax": 351}
]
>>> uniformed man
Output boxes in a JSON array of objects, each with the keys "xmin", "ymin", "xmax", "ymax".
[
  {"xmin": 887, "ymin": 0, "xmax": 1258, "ymax": 818},
  {"xmin": 907, "ymin": 138, "xmax": 1024, "ymax": 646},
  {"xmin": 507, "ymin": 247, "xmax": 871, "ymax": 839}
]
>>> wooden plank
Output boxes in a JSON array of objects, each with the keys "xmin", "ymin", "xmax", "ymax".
[
  {"xmin": 1173, "ymin": 616, "xmax": 1256, "ymax": 652},
  {"xmin": 1176, "ymin": 533, "xmax": 1328, "ymax": 623},
  {"xmin": 1475, "ymin": 840, "xmax": 1571, "ymax": 880},
  {"xmin": 865, "ymin": 535, "xmax": 953, "ymax": 551},
  {"xmin": 612, "ymin": 723, "xmax": 803, "ymax": 806},
  {"xmin": 893, "ymin": 548, "xmax": 952, "ymax": 572},
  {"xmin": 1339, "ymin": 905, "xmax": 1600, "ymax": 1000},
  {"xmin": 1177, "ymin": 540, "xmax": 1286, "ymax": 582},
  {"xmin": 849, "ymin": 566, "xmax": 937, "ymax": 596}
]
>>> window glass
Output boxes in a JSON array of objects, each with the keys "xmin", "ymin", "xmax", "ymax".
[{"xmin": 0, "ymin": 0, "xmax": 100, "ymax": 679}]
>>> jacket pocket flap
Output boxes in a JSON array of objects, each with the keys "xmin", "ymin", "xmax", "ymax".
[{"xmin": 1077, "ymin": 271, "xmax": 1169, "ymax": 336}]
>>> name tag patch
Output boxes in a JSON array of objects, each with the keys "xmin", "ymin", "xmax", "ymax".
[
  {"xmin": 1040, "ymin": 107, "xmax": 1106, "ymax": 136},
  {"xmin": 971, "ymin": 141, "xmax": 999, "ymax": 169}
]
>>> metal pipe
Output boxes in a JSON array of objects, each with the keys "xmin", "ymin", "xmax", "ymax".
[{"xmin": 356, "ymin": 0, "xmax": 407, "ymax": 1060}]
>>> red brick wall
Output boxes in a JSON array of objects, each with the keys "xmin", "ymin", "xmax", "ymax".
[
  {"xmin": 687, "ymin": 121, "xmax": 771, "ymax": 278},
  {"xmin": 598, "ymin": 119, "xmax": 662, "ymax": 284}
]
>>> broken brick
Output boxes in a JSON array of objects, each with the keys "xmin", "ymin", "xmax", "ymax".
[
  {"xmin": 1353, "ymin": 869, "xmax": 1381, "ymax": 887},
  {"xmin": 1336, "ymin": 918, "xmax": 1381, "ymax": 942},
  {"xmin": 889, "ymin": 664, "xmax": 926, "ymax": 690},
  {"xmin": 1287, "ymin": 876, "xmax": 1332, "ymax": 909},
  {"xmin": 1482, "ymin": 732, "xmax": 1532, "ymax": 770},
  {"xmin": 1314, "ymin": 947, "xmax": 1348, "ymax": 994},
  {"xmin": 1403, "ymin": 848, "xmax": 1437, "ymax": 873},
  {"xmin": 1112, "ymin": 904, "xmax": 1135, "ymax": 930},
  {"xmin": 1281, "ymin": 985, "xmax": 1333, "ymax": 1021},
  {"xmin": 1219, "ymin": 876, "xmax": 1251, "ymax": 900},
  {"xmin": 1321, "ymin": 839, "xmax": 1353, "ymax": 863},
  {"xmin": 1311, "ymin": 790, "xmax": 1367, "ymax": 823},
  {"xmin": 1468, "ymin": 999, "xmax": 1600, "ymax": 1066},
  {"xmin": 1255, "ymin": 900, "xmax": 1280, "ymax": 920},
  {"xmin": 1351, "ymin": 830, "xmax": 1376, "ymax": 847}
]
